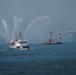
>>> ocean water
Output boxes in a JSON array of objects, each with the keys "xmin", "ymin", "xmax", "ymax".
[{"xmin": 0, "ymin": 43, "xmax": 76, "ymax": 75}]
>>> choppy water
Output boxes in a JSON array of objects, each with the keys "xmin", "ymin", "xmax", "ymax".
[{"xmin": 0, "ymin": 43, "xmax": 76, "ymax": 75}]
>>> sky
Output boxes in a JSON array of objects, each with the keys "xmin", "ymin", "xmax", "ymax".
[
  {"xmin": 0, "ymin": 0, "xmax": 76, "ymax": 43},
  {"xmin": 0, "ymin": 0, "xmax": 76, "ymax": 23}
]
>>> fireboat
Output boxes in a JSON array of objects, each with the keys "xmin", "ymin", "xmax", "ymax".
[
  {"xmin": 9, "ymin": 32, "xmax": 29, "ymax": 50},
  {"xmin": 43, "ymin": 32, "xmax": 63, "ymax": 45}
]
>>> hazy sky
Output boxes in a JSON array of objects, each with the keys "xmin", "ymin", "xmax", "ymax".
[
  {"xmin": 0, "ymin": 0, "xmax": 76, "ymax": 23},
  {"xmin": 0, "ymin": 0, "xmax": 76, "ymax": 43}
]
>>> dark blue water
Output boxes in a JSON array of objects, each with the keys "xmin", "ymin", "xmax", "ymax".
[{"xmin": 0, "ymin": 43, "xmax": 76, "ymax": 75}]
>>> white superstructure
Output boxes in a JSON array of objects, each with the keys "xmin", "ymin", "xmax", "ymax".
[{"xmin": 9, "ymin": 39, "xmax": 29, "ymax": 50}]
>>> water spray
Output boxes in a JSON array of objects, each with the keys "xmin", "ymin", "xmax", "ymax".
[{"xmin": 1, "ymin": 19, "xmax": 8, "ymax": 41}]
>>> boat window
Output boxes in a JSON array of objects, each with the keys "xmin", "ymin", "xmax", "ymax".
[{"xmin": 19, "ymin": 41, "xmax": 27, "ymax": 43}]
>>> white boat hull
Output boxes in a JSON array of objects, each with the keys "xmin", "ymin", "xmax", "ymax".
[{"xmin": 9, "ymin": 40, "xmax": 29, "ymax": 50}]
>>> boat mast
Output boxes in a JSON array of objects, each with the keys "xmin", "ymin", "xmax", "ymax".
[
  {"xmin": 19, "ymin": 32, "xmax": 23, "ymax": 40},
  {"xmin": 48, "ymin": 32, "xmax": 53, "ymax": 41}
]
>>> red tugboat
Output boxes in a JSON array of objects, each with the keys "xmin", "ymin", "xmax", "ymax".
[{"xmin": 43, "ymin": 32, "xmax": 63, "ymax": 45}]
